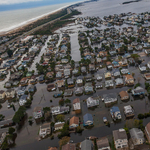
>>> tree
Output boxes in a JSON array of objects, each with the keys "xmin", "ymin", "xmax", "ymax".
[
  {"xmin": 64, "ymin": 99, "xmax": 71, "ymax": 104},
  {"xmin": 59, "ymin": 136, "xmax": 70, "ymax": 148},
  {"xmin": 0, "ymin": 114, "xmax": 5, "ymax": 121},
  {"xmin": 43, "ymin": 107, "xmax": 50, "ymax": 113},
  {"xmin": 56, "ymin": 114, "xmax": 65, "ymax": 122},
  {"xmin": 59, "ymin": 99, "xmax": 64, "ymax": 106},
  {"xmin": 8, "ymin": 127, "xmax": 15, "ymax": 135},
  {"xmin": 12, "ymin": 106, "xmax": 26, "ymax": 124},
  {"xmin": 7, "ymin": 49, "xmax": 13, "ymax": 57}
]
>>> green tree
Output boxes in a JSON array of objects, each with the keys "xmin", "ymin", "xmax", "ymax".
[
  {"xmin": 8, "ymin": 127, "xmax": 15, "ymax": 135},
  {"xmin": 56, "ymin": 114, "xmax": 65, "ymax": 122}
]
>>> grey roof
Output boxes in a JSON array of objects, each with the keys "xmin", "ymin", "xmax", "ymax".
[
  {"xmin": 97, "ymin": 137, "xmax": 110, "ymax": 149},
  {"xmin": 83, "ymin": 113, "xmax": 93, "ymax": 123},
  {"xmin": 81, "ymin": 139, "xmax": 93, "ymax": 150},
  {"xmin": 129, "ymin": 128, "xmax": 144, "ymax": 141},
  {"xmin": 113, "ymin": 129, "xmax": 127, "ymax": 141}
]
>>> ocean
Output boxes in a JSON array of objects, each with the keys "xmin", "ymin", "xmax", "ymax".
[{"xmin": 0, "ymin": 0, "xmax": 83, "ymax": 33}]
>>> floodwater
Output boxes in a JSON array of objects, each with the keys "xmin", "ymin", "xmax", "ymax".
[
  {"xmin": 70, "ymin": 33, "xmax": 81, "ymax": 62},
  {"xmin": 5, "ymin": 0, "xmax": 150, "ymax": 149}
]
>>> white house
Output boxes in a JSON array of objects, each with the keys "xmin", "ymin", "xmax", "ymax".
[
  {"xmin": 73, "ymin": 98, "xmax": 81, "ymax": 111},
  {"xmin": 33, "ymin": 107, "xmax": 43, "ymax": 119},
  {"xmin": 39, "ymin": 123, "xmax": 51, "ymax": 138},
  {"xmin": 113, "ymin": 129, "xmax": 128, "ymax": 150},
  {"xmin": 86, "ymin": 97, "xmax": 99, "ymax": 108}
]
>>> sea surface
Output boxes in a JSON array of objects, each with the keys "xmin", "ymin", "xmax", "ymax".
[{"xmin": 0, "ymin": 0, "xmax": 83, "ymax": 33}]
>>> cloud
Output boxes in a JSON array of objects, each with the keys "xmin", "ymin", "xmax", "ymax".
[{"xmin": 0, "ymin": 0, "xmax": 42, "ymax": 5}]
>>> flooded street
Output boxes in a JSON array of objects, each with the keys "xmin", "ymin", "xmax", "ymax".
[{"xmin": 70, "ymin": 33, "xmax": 81, "ymax": 62}]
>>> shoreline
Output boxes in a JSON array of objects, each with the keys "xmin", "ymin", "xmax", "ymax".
[{"xmin": 0, "ymin": 1, "xmax": 84, "ymax": 36}]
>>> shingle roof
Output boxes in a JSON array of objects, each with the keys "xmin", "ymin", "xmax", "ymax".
[
  {"xmin": 83, "ymin": 113, "xmax": 93, "ymax": 123},
  {"xmin": 81, "ymin": 140, "xmax": 93, "ymax": 150},
  {"xmin": 113, "ymin": 129, "xmax": 127, "ymax": 141}
]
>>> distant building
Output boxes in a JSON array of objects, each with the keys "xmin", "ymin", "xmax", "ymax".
[{"xmin": 132, "ymin": 86, "xmax": 145, "ymax": 96}]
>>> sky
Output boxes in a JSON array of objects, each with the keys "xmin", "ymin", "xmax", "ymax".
[{"xmin": 0, "ymin": 0, "xmax": 83, "ymax": 11}]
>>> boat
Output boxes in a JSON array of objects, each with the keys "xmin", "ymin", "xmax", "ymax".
[{"xmin": 103, "ymin": 117, "xmax": 108, "ymax": 123}]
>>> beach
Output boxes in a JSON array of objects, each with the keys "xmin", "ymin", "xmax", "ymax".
[{"xmin": 0, "ymin": 1, "xmax": 83, "ymax": 35}]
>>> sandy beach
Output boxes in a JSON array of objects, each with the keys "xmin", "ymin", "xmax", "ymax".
[{"xmin": 0, "ymin": 1, "xmax": 83, "ymax": 36}]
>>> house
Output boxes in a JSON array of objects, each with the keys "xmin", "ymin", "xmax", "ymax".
[
  {"xmin": 89, "ymin": 64, "xmax": 95, "ymax": 72},
  {"xmin": 64, "ymin": 69, "xmax": 71, "ymax": 78},
  {"xmin": 0, "ymin": 90, "xmax": 5, "ymax": 100},
  {"xmin": 106, "ymin": 61, "xmax": 113, "ymax": 70},
  {"xmin": 76, "ymin": 78, "xmax": 83, "ymax": 87},
  {"xmin": 81, "ymin": 66, "xmax": 87, "ymax": 74},
  {"xmin": 29, "ymin": 76, "xmax": 37, "ymax": 84},
  {"xmin": 64, "ymin": 90, "xmax": 73, "ymax": 97},
  {"xmin": 39, "ymin": 123, "xmax": 51, "ymax": 138},
  {"xmin": 115, "ymin": 78, "xmax": 124, "ymax": 87},
  {"xmin": 113, "ymin": 129, "xmax": 128, "ymax": 150},
  {"xmin": 84, "ymin": 83, "xmax": 94, "ymax": 94},
  {"xmin": 95, "ymin": 82, "xmax": 103, "ymax": 89},
  {"xmin": 96, "ymin": 137, "xmax": 111, "ymax": 150},
  {"xmin": 20, "ymin": 77, "xmax": 29, "ymax": 86},
  {"xmin": 67, "ymin": 78, "xmax": 74, "ymax": 88},
  {"xmin": 144, "ymin": 73, "xmax": 150, "ymax": 80},
  {"xmin": 47, "ymin": 83, "xmax": 56, "ymax": 91},
  {"xmin": 75, "ymin": 87, "xmax": 83, "ymax": 96},
  {"xmin": 81, "ymin": 139, "xmax": 93, "ymax": 150},
  {"xmin": 103, "ymin": 93, "xmax": 117, "ymax": 106},
  {"xmin": 5, "ymin": 89, "xmax": 15, "ymax": 99},
  {"xmin": 112, "ymin": 61, "xmax": 120, "ymax": 68},
  {"xmin": 139, "ymin": 64, "xmax": 147, "ymax": 72},
  {"xmin": 124, "ymin": 105, "xmax": 134, "ymax": 118},
  {"xmin": 125, "ymin": 75, "xmax": 134, "ymax": 86},
  {"xmin": 132, "ymin": 86, "xmax": 145, "ymax": 96},
  {"xmin": 85, "ymin": 74, "xmax": 92, "ymax": 82},
  {"xmin": 69, "ymin": 116, "xmax": 79, "ymax": 129},
  {"xmin": 33, "ymin": 107, "xmax": 43, "ymax": 119},
  {"xmin": 86, "ymin": 97, "xmax": 99, "ymax": 108},
  {"xmin": 57, "ymin": 80, "xmax": 65, "ymax": 90},
  {"xmin": 19, "ymin": 95, "xmax": 28, "ymax": 106},
  {"xmin": 62, "ymin": 143, "xmax": 76, "ymax": 150},
  {"xmin": 28, "ymin": 85, "xmax": 36, "ymax": 93},
  {"xmin": 83, "ymin": 113, "xmax": 93, "ymax": 126},
  {"xmin": 96, "ymin": 75, "xmax": 102, "ymax": 81},
  {"xmin": 113, "ymin": 70, "xmax": 120, "ymax": 78},
  {"xmin": 38, "ymin": 75, "xmax": 45, "ymax": 83},
  {"xmin": 128, "ymin": 58, "xmax": 135, "ymax": 66},
  {"xmin": 119, "ymin": 91, "xmax": 129, "ymax": 101},
  {"xmin": 145, "ymin": 122, "xmax": 150, "ymax": 143},
  {"xmin": 105, "ymin": 80, "xmax": 114, "ymax": 88},
  {"xmin": 54, "ymin": 122, "xmax": 65, "ymax": 131},
  {"xmin": 73, "ymin": 98, "xmax": 81, "ymax": 113},
  {"xmin": 120, "ymin": 58, "xmax": 128, "ymax": 67},
  {"xmin": 110, "ymin": 106, "xmax": 121, "ymax": 120},
  {"xmin": 129, "ymin": 128, "xmax": 145, "ymax": 146},
  {"xmin": 105, "ymin": 72, "xmax": 111, "ymax": 79},
  {"xmin": 121, "ymin": 69, "xmax": 130, "ymax": 75},
  {"xmin": 56, "ymin": 71, "xmax": 62, "ymax": 79},
  {"xmin": 51, "ymin": 106, "xmax": 69, "ymax": 115}
]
